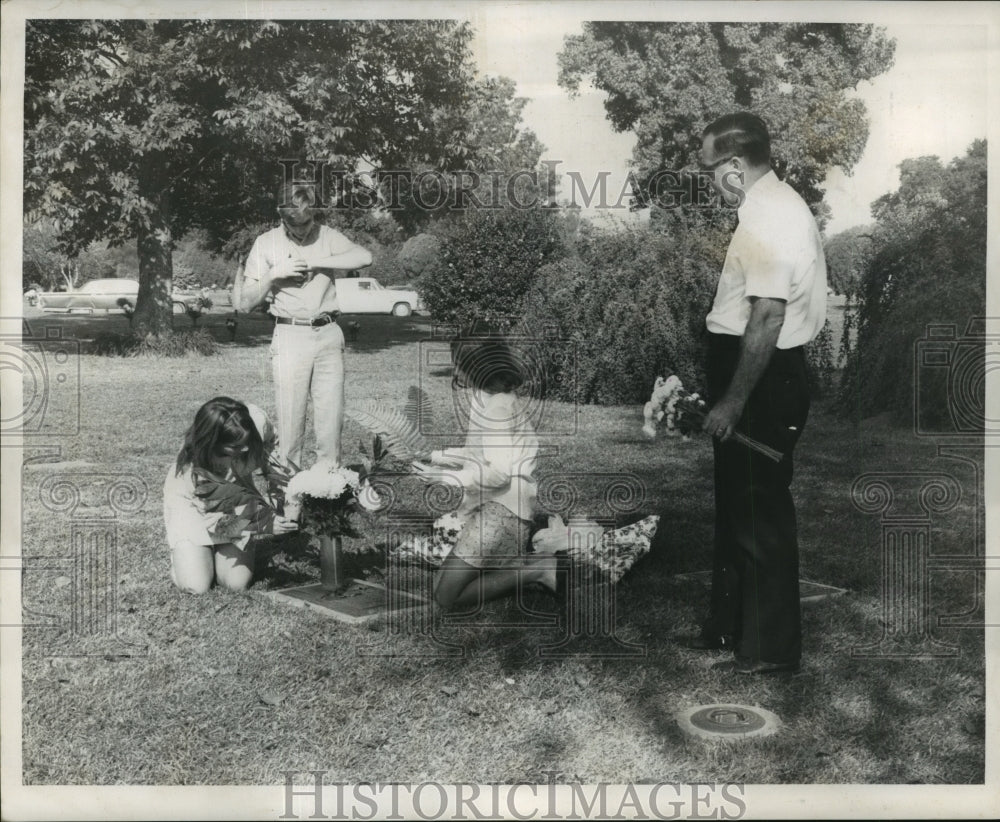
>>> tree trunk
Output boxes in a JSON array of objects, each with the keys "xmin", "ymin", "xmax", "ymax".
[
  {"xmin": 61, "ymin": 261, "xmax": 79, "ymax": 291},
  {"xmin": 132, "ymin": 181, "xmax": 174, "ymax": 337}
]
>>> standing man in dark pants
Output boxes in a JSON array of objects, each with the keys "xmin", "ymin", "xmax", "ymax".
[{"xmin": 687, "ymin": 112, "xmax": 827, "ymax": 674}]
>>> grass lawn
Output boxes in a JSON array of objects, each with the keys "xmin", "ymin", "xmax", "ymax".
[{"xmin": 16, "ymin": 306, "xmax": 985, "ymax": 786}]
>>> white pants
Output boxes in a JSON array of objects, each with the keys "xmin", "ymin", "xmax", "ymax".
[{"xmin": 270, "ymin": 321, "xmax": 345, "ymax": 467}]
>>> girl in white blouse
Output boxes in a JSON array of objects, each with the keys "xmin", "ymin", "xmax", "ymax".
[{"xmin": 412, "ymin": 341, "xmax": 559, "ymax": 610}]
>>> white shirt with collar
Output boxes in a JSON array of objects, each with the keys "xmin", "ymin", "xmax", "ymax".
[
  {"xmin": 243, "ymin": 222, "xmax": 357, "ymax": 320},
  {"xmin": 706, "ymin": 169, "xmax": 827, "ymax": 349}
]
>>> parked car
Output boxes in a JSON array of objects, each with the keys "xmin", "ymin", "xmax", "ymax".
[
  {"xmin": 37, "ymin": 279, "xmax": 139, "ymax": 313},
  {"xmin": 334, "ymin": 277, "xmax": 424, "ymax": 317},
  {"xmin": 37, "ymin": 278, "xmax": 205, "ymax": 314}
]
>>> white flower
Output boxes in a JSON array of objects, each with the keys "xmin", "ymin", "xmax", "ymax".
[
  {"xmin": 325, "ymin": 475, "xmax": 347, "ymax": 498},
  {"xmin": 287, "ymin": 465, "xmax": 361, "ymax": 501}
]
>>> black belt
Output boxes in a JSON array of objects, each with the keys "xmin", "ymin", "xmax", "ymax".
[
  {"xmin": 707, "ymin": 332, "xmax": 803, "ymax": 356},
  {"xmin": 274, "ymin": 312, "xmax": 339, "ymax": 327}
]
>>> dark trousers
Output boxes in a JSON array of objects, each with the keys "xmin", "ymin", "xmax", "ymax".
[{"xmin": 702, "ymin": 333, "xmax": 810, "ymax": 665}]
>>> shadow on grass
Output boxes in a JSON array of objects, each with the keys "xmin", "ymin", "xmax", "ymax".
[
  {"xmin": 220, "ymin": 312, "xmax": 437, "ymax": 353},
  {"xmin": 22, "ymin": 306, "xmax": 438, "ymax": 354},
  {"xmin": 233, "ymin": 402, "xmax": 982, "ymax": 784},
  {"xmin": 255, "ymin": 533, "xmax": 320, "ymax": 588}
]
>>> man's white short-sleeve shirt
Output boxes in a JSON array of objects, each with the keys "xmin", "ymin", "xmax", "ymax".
[
  {"xmin": 706, "ymin": 170, "xmax": 827, "ymax": 348},
  {"xmin": 243, "ymin": 223, "xmax": 357, "ymax": 319}
]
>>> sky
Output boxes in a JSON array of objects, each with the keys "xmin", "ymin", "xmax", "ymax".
[{"xmin": 469, "ymin": 10, "xmax": 992, "ymax": 236}]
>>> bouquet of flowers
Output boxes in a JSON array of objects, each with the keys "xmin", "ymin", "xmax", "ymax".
[
  {"xmin": 391, "ymin": 512, "xmax": 661, "ymax": 585},
  {"xmin": 283, "ymin": 463, "xmax": 370, "ymax": 539},
  {"xmin": 194, "ymin": 454, "xmax": 383, "ymax": 544},
  {"xmin": 643, "ymin": 375, "xmax": 783, "ymax": 462}
]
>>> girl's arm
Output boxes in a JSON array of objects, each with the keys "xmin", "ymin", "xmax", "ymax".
[
  {"xmin": 429, "ymin": 447, "xmax": 477, "ymax": 467},
  {"xmin": 414, "ymin": 395, "xmax": 538, "ymax": 492},
  {"xmin": 450, "ymin": 433, "xmax": 537, "ymax": 492}
]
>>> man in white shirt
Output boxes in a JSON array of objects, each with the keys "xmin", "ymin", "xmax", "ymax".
[
  {"xmin": 235, "ymin": 182, "xmax": 372, "ymax": 468},
  {"xmin": 686, "ymin": 113, "xmax": 827, "ymax": 675}
]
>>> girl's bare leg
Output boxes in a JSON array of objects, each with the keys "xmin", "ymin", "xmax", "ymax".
[
  {"xmin": 434, "ymin": 554, "xmax": 557, "ymax": 612},
  {"xmin": 214, "ymin": 542, "xmax": 256, "ymax": 591},
  {"xmin": 170, "ymin": 539, "xmax": 215, "ymax": 594}
]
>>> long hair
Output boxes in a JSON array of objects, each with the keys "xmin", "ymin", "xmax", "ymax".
[{"xmin": 175, "ymin": 396, "xmax": 265, "ymax": 476}]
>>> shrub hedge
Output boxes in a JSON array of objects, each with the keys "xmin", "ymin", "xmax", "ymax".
[{"xmin": 521, "ymin": 223, "xmax": 723, "ymax": 405}]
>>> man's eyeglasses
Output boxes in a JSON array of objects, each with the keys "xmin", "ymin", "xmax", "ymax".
[{"xmin": 701, "ymin": 155, "xmax": 736, "ymax": 173}]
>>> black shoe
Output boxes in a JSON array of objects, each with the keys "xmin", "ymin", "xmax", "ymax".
[
  {"xmin": 713, "ymin": 657, "xmax": 800, "ymax": 675},
  {"xmin": 736, "ymin": 659, "xmax": 800, "ymax": 675},
  {"xmin": 683, "ymin": 633, "xmax": 736, "ymax": 651}
]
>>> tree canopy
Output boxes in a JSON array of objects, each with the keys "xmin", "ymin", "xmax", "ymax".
[
  {"xmin": 558, "ymin": 23, "xmax": 896, "ymax": 221},
  {"xmin": 24, "ymin": 19, "xmax": 544, "ymax": 334}
]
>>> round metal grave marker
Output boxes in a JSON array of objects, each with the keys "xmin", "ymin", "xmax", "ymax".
[{"xmin": 676, "ymin": 703, "xmax": 781, "ymax": 740}]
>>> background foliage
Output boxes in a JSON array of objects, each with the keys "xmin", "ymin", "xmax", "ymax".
[
  {"xmin": 417, "ymin": 207, "xmax": 566, "ymax": 333},
  {"xmin": 824, "ymin": 224, "xmax": 875, "ymax": 298},
  {"xmin": 838, "ymin": 140, "xmax": 987, "ymax": 423},
  {"xmin": 522, "ymin": 222, "xmax": 725, "ymax": 404},
  {"xmin": 23, "ymin": 19, "xmax": 542, "ymax": 335},
  {"xmin": 26, "ymin": 19, "xmax": 970, "ymax": 425}
]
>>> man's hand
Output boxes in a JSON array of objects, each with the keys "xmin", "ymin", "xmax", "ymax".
[
  {"xmin": 271, "ymin": 257, "xmax": 309, "ymax": 285},
  {"xmin": 703, "ymin": 395, "xmax": 745, "ymax": 442}
]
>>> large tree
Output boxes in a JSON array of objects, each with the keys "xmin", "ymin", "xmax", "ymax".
[
  {"xmin": 558, "ymin": 23, "xmax": 896, "ymax": 221},
  {"xmin": 23, "ymin": 19, "xmax": 515, "ymax": 335},
  {"xmin": 379, "ymin": 74, "xmax": 553, "ymax": 234}
]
